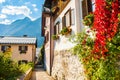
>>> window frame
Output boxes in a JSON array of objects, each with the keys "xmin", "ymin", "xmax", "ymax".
[
  {"xmin": 1, "ymin": 45, "xmax": 11, "ymax": 53},
  {"xmin": 19, "ymin": 46, "xmax": 28, "ymax": 54},
  {"xmin": 62, "ymin": 8, "xmax": 72, "ymax": 28},
  {"xmin": 82, "ymin": 0, "xmax": 93, "ymax": 18},
  {"xmin": 56, "ymin": 22, "xmax": 60, "ymax": 34}
]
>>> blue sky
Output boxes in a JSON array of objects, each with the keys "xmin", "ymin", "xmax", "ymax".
[{"xmin": 0, "ymin": 0, "xmax": 44, "ymax": 24}]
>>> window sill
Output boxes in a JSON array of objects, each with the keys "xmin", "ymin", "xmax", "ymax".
[{"xmin": 20, "ymin": 51, "xmax": 26, "ymax": 54}]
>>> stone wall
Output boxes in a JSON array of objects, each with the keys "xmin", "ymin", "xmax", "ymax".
[
  {"xmin": 52, "ymin": 50, "xmax": 86, "ymax": 80},
  {"xmin": 17, "ymin": 68, "xmax": 32, "ymax": 80}
]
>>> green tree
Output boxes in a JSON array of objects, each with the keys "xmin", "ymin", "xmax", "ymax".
[{"xmin": 0, "ymin": 53, "xmax": 22, "ymax": 80}]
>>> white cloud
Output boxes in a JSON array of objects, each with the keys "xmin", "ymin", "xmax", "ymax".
[
  {"xmin": 0, "ymin": 0, "xmax": 5, "ymax": 4},
  {"xmin": 0, "ymin": 14, "xmax": 7, "ymax": 19},
  {"xmin": 0, "ymin": 19, "xmax": 12, "ymax": 24},
  {"xmin": 32, "ymin": 4, "xmax": 36, "ymax": 7},
  {"xmin": 34, "ymin": 8, "xmax": 38, "ymax": 11},
  {"xmin": 32, "ymin": 4, "xmax": 38, "ymax": 12},
  {"xmin": 1, "ymin": 5, "xmax": 32, "ymax": 17}
]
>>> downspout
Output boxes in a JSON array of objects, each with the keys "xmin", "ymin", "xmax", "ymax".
[
  {"xmin": 50, "ymin": 12, "xmax": 52, "ymax": 76},
  {"xmin": 50, "ymin": 10, "xmax": 54, "ymax": 76}
]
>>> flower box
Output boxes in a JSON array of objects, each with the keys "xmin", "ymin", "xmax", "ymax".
[
  {"xmin": 60, "ymin": 27, "xmax": 72, "ymax": 35},
  {"xmin": 52, "ymin": 35, "xmax": 59, "ymax": 40}
]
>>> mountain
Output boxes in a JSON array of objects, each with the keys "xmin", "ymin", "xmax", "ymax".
[{"xmin": 0, "ymin": 17, "xmax": 44, "ymax": 47}]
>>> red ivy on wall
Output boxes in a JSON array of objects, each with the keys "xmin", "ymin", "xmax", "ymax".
[{"xmin": 92, "ymin": 0, "xmax": 120, "ymax": 59}]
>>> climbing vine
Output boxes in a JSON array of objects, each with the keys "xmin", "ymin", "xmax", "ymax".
[{"xmin": 72, "ymin": 0, "xmax": 120, "ymax": 79}]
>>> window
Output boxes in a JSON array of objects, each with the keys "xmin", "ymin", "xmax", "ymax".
[
  {"xmin": 54, "ymin": 25, "xmax": 56, "ymax": 35},
  {"xmin": 54, "ymin": 22, "xmax": 61, "ymax": 35},
  {"xmin": 56, "ymin": 22, "xmax": 60, "ymax": 34},
  {"xmin": 62, "ymin": 9, "xmax": 71, "ymax": 28},
  {"xmin": 45, "ymin": 17, "xmax": 50, "ymax": 26},
  {"xmin": 19, "ymin": 46, "xmax": 28, "ymax": 54},
  {"xmin": 82, "ymin": 0, "xmax": 93, "ymax": 18},
  {"xmin": 1, "ymin": 45, "xmax": 11, "ymax": 53},
  {"xmin": 45, "ymin": 32, "xmax": 49, "ymax": 43}
]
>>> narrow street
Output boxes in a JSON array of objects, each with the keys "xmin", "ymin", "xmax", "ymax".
[{"xmin": 30, "ymin": 65, "xmax": 54, "ymax": 80}]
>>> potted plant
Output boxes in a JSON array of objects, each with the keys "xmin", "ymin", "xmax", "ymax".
[
  {"xmin": 60, "ymin": 27, "xmax": 72, "ymax": 35},
  {"xmin": 52, "ymin": 35, "xmax": 59, "ymax": 40},
  {"xmin": 83, "ymin": 13, "xmax": 94, "ymax": 27}
]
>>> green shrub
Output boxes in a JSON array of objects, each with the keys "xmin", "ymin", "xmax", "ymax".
[
  {"xmin": 52, "ymin": 35, "xmax": 59, "ymax": 40},
  {"xmin": 19, "ymin": 62, "xmax": 34, "ymax": 72},
  {"xmin": 0, "ymin": 53, "xmax": 22, "ymax": 80},
  {"xmin": 72, "ymin": 31, "xmax": 120, "ymax": 80},
  {"xmin": 60, "ymin": 27, "xmax": 72, "ymax": 35}
]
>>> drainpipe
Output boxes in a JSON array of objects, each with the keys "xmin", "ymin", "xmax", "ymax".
[
  {"xmin": 50, "ymin": 12, "xmax": 53, "ymax": 76},
  {"xmin": 50, "ymin": 13, "xmax": 52, "ymax": 76}
]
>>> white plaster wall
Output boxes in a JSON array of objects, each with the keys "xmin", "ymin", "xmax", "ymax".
[
  {"xmin": 44, "ymin": 45, "xmax": 50, "ymax": 74},
  {"xmin": 54, "ymin": 0, "xmax": 83, "ymax": 51},
  {"xmin": 44, "ymin": 16, "xmax": 51, "ymax": 74},
  {"xmin": 52, "ymin": 50, "xmax": 86, "ymax": 80}
]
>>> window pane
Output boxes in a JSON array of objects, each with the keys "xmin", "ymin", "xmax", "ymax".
[
  {"xmin": 56, "ymin": 25, "xmax": 59, "ymax": 34},
  {"xmin": 92, "ymin": 0, "xmax": 95, "ymax": 11},
  {"xmin": 21, "ymin": 46, "xmax": 25, "ymax": 50}
]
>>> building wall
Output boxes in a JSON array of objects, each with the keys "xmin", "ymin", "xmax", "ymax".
[
  {"xmin": 0, "ymin": 44, "xmax": 36, "ymax": 62},
  {"xmin": 44, "ymin": 43, "xmax": 50, "ymax": 74},
  {"xmin": 52, "ymin": 0, "xmax": 86, "ymax": 79},
  {"xmin": 54, "ymin": 0, "xmax": 82, "ymax": 51},
  {"xmin": 52, "ymin": 50, "xmax": 86, "ymax": 80},
  {"xmin": 43, "ymin": 15, "xmax": 51, "ymax": 74}
]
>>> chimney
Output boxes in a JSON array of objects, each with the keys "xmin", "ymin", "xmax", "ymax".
[{"xmin": 23, "ymin": 35, "xmax": 27, "ymax": 37}]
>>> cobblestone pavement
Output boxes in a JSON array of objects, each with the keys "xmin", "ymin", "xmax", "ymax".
[{"xmin": 30, "ymin": 66, "xmax": 54, "ymax": 80}]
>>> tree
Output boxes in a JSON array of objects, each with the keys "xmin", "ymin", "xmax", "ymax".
[{"xmin": 0, "ymin": 53, "xmax": 22, "ymax": 80}]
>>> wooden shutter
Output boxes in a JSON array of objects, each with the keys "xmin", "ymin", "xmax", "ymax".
[
  {"xmin": 87, "ymin": 0, "xmax": 92, "ymax": 12},
  {"xmin": 69, "ymin": 9, "xmax": 72, "ymax": 26},
  {"xmin": 25, "ymin": 46, "xmax": 28, "ymax": 51},
  {"xmin": 58, "ymin": 22, "xmax": 60, "ymax": 33},
  {"xmin": 1, "ymin": 46, "xmax": 5, "ymax": 51},
  {"xmin": 47, "ymin": 32, "xmax": 49, "ymax": 41},
  {"xmin": 54, "ymin": 26, "xmax": 56, "ymax": 35},
  {"xmin": 62, "ymin": 16, "xmax": 66, "ymax": 28},
  {"xmin": 82, "ymin": 0, "xmax": 93, "ymax": 18},
  {"xmin": 19, "ymin": 46, "xmax": 22, "ymax": 51},
  {"xmin": 82, "ymin": 0, "xmax": 88, "ymax": 18}
]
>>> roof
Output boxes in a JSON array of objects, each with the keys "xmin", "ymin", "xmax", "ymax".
[
  {"xmin": 0, "ymin": 36, "xmax": 36, "ymax": 44},
  {"xmin": 44, "ymin": 0, "xmax": 52, "ymax": 8}
]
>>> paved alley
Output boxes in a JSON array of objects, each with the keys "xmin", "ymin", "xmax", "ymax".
[{"xmin": 30, "ymin": 66, "xmax": 54, "ymax": 80}]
